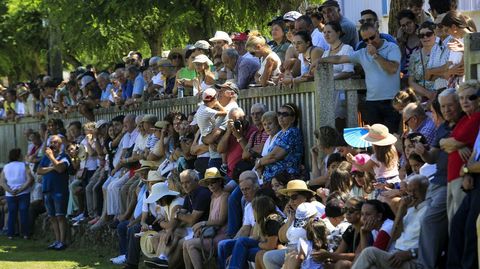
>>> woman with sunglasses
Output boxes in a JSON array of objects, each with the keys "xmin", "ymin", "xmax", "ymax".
[
  {"xmin": 408, "ymin": 21, "xmax": 440, "ymax": 102},
  {"xmin": 311, "ymin": 197, "xmax": 365, "ymax": 268},
  {"xmin": 263, "ymin": 180, "xmax": 322, "ymax": 269},
  {"xmin": 255, "ymin": 103, "xmax": 303, "ymax": 183},
  {"xmin": 439, "ymin": 81, "xmax": 480, "ymax": 221},
  {"xmin": 396, "ymin": 10, "xmax": 421, "ymax": 78}
]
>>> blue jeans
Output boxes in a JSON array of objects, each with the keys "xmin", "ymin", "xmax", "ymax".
[
  {"xmin": 6, "ymin": 193, "xmax": 30, "ymax": 237},
  {"xmin": 117, "ymin": 220, "xmax": 129, "ymax": 255},
  {"xmin": 229, "ymin": 237, "xmax": 260, "ymax": 269},
  {"xmin": 227, "ymin": 186, "xmax": 243, "ymax": 237},
  {"xmin": 217, "ymin": 239, "xmax": 236, "ymax": 269}
]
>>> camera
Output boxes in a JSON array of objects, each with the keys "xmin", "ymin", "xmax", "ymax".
[{"xmin": 233, "ymin": 120, "xmax": 242, "ymax": 130}]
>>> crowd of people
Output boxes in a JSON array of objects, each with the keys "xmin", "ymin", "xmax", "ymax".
[{"xmin": 0, "ymin": 0, "xmax": 479, "ymax": 269}]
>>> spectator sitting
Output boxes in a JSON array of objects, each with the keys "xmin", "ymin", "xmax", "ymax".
[
  {"xmin": 403, "ymin": 102, "xmax": 436, "ymax": 144},
  {"xmin": 221, "ymin": 48, "xmax": 260, "ymax": 90},
  {"xmin": 323, "ymin": 196, "xmax": 350, "ymax": 252},
  {"xmin": 351, "ymin": 175, "xmax": 429, "ymax": 269},
  {"xmin": 319, "ymin": 0, "xmax": 358, "ymax": 48},
  {"xmin": 310, "ymin": 126, "xmax": 340, "ymax": 187},
  {"xmin": 255, "ymin": 103, "xmax": 304, "ymax": 183},
  {"xmin": 350, "ymin": 154, "xmax": 375, "ymax": 199},
  {"xmin": 246, "ymin": 32, "xmax": 282, "ymax": 87},
  {"xmin": 242, "ymin": 103, "xmax": 268, "ymax": 163},
  {"xmin": 355, "ymin": 9, "xmax": 397, "ymax": 50}
]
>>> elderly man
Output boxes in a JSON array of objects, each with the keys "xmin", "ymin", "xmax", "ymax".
[
  {"xmin": 37, "ymin": 135, "xmax": 71, "ymax": 250},
  {"xmin": 217, "ymin": 171, "xmax": 260, "ymax": 269},
  {"xmin": 242, "ymin": 103, "xmax": 269, "ymax": 162},
  {"xmin": 146, "ymin": 56, "xmax": 164, "ymax": 99},
  {"xmin": 355, "ymin": 9, "xmax": 397, "ymax": 50},
  {"xmin": 144, "ymin": 169, "xmax": 212, "ymax": 269},
  {"xmin": 319, "ymin": 0, "xmax": 358, "ymax": 48},
  {"xmin": 319, "ymin": 23, "xmax": 401, "ymax": 132},
  {"xmin": 352, "ymin": 175, "xmax": 429, "ymax": 269},
  {"xmin": 414, "ymin": 89, "xmax": 463, "ymax": 269},
  {"xmin": 221, "ymin": 48, "xmax": 260, "ymax": 90},
  {"xmin": 403, "ymin": 102, "xmax": 436, "ymax": 144}
]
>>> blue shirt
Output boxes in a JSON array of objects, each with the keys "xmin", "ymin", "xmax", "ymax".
[
  {"xmin": 132, "ymin": 73, "xmax": 145, "ymax": 96},
  {"xmin": 122, "ymin": 81, "xmax": 133, "ymax": 100},
  {"xmin": 349, "ymin": 40, "xmax": 401, "ymax": 101},
  {"xmin": 235, "ymin": 55, "xmax": 261, "ymax": 89},
  {"xmin": 100, "ymin": 83, "xmax": 113, "ymax": 102},
  {"xmin": 431, "ymin": 122, "xmax": 452, "ymax": 186},
  {"xmin": 355, "ymin": 33, "xmax": 397, "ymax": 50},
  {"xmin": 263, "ymin": 127, "xmax": 304, "ymax": 182},
  {"xmin": 39, "ymin": 153, "xmax": 70, "ymax": 193}
]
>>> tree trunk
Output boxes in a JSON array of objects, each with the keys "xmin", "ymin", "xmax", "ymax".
[
  {"xmin": 63, "ymin": 53, "xmax": 82, "ymax": 68},
  {"xmin": 145, "ymin": 32, "xmax": 163, "ymax": 56},
  {"xmin": 388, "ymin": 0, "xmax": 408, "ymax": 36}
]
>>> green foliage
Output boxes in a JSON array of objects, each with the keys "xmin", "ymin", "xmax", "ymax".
[{"xmin": 0, "ymin": 0, "xmax": 319, "ymax": 82}]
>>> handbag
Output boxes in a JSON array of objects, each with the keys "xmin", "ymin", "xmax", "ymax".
[{"xmin": 199, "ymin": 225, "xmax": 218, "ymax": 262}]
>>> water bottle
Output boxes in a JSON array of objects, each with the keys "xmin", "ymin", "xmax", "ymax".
[{"xmin": 178, "ymin": 86, "xmax": 184, "ymax": 98}]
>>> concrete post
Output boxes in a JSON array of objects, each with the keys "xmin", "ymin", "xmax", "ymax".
[{"xmin": 315, "ymin": 63, "xmax": 336, "ymax": 129}]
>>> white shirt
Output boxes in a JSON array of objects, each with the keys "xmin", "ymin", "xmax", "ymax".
[
  {"xmin": 3, "ymin": 161, "xmax": 30, "ymax": 197},
  {"xmin": 394, "ymin": 201, "xmax": 428, "ymax": 251},
  {"xmin": 133, "ymin": 133, "xmax": 148, "ymax": 154},
  {"xmin": 195, "ymin": 104, "xmax": 219, "ymax": 137},
  {"xmin": 261, "ymin": 133, "xmax": 280, "ymax": 157},
  {"xmin": 152, "ymin": 72, "xmax": 164, "ymax": 86},
  {"xmin": 242, "ymin": 202, "xmax": 255, "ymax": 226},
  {"xmin": 81, "ymin": 137, "xmax": 98, "ymax": 171},
  {"xmin": 311, "ymin": 28, "xmax": 329, "ymax": 51}
]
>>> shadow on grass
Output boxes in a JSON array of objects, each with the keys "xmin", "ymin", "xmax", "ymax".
[{"xmin": 0, "ymin": 236, "xmax": 119, "ymax": 269}]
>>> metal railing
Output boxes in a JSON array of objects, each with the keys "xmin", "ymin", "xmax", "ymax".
[{"xmin": 0, "ymin": 64, "xmax": 367, "ymax": 165}]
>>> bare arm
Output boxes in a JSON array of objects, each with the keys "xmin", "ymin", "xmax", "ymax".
[
  {"xmin": 177, "ymin": 210, "xmax": 205, "ymax": 226},
  {"xmin": 234, "ymin": 225, "xmax": 252, "ymax": 239},
  {"xmin": 259, "ymin": 57, "xmax": 276, "ymax": 87},
  {"xmin": 318, "ymin": 55, "xmax": 351, "ymax": 64},
  {"xmin": 374, "ymin": 54, "xmax": 399, "ymax": 75},
  {"xmin": 217, "ymin": 129, "xmax": 232, "ymax": 154},
  {"xmin": 190, "ymin": 130, "xmax": 209, "ymax": 156}
]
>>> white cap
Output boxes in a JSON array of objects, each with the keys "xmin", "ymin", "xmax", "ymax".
[
  {"xmin": 192, "ymin": 54, "xmax": 213, "ymax": 66},
  {"xmin": 295, "ymin": 202, "xmax": 318, "ymax": 220},
  {"xmin": 193, "ymin": 40, "xmax": 211, "ymax": 50},
  {"xmin": 202, "ymin": 88, "xmax": 217, "ymax": 101},
  {"xmin": 283, "ymin": 11, "xmax": 302, "ymax": 22},
  {"xmin": 80, "ymin": 75, "xmax": 95, "ymax": 90}
]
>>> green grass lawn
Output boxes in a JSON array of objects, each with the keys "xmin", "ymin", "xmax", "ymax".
[{"xmin": 0, "ymin": 236, "xmax": 120, "ymax": 269}]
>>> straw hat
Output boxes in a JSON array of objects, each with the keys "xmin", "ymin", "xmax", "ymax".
[
  {"xmin": 360, "ymin": 124, "xmax": 397, "ymax": 146},
  {"xmin": 144, "ymin": 170, "xmax": 165, "ymax": 182},
  {"xmin": 198, "ymin": 167, "xmax": 224, "ymax": 187},
  {"xmin": 145, "ymin": 182, "xmax": 179, "ymax": 203},
  {"xmin": 134, "ymin": 160, "xmax": 161, "ymax": 173},
  {"xmin": 278, "ymin": 180, "xmax": 315, "ymax": 196},
  {"xmin": 140, "ymin": 230, "xmax": 159, "ymax": 258}
]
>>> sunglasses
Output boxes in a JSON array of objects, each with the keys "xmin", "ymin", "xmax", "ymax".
[
  {"xmin": 468, "ymin": 94, "xmax": 479, "ymax": 101},
  {"xmin": 418, "ymin": 31, "xmax": 434, "ymax": 39},
  {"xmin": 362, "ymin": 35, "xmax": 376, "ymax": 43},
  {"xmin": 277, "ymin": 111, "xmax": 294, "ymax": 117},
  {"xmin": 359, "ymin": 18, "xmax": 376, "ymax": 24},
  {"xmin": 344, "ymin": 207, "xmax": 358, "ymax": 214},
  {"xmin": 400, "ymin": 20, "xmax": 414, "ymax": 28}
]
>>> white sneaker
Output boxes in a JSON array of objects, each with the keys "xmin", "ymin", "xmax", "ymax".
[
  {"xmin": 72, "ymin": 213, "xmax": 84, "ymax": 222},
  {"xmin": 111, "ymin": 255, "xmax": 126, "ymax": 265}
]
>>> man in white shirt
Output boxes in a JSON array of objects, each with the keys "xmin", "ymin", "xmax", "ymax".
[{"xmin": 351, "ymin": 175, "xmax": 429, "ymax": 269}]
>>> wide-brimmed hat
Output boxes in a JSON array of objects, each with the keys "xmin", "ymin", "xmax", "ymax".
[
  {"xmin": 140, "ymin": 230, "xmax": 159, "ymax": 258},
  {"xmin": 351, "ymin": 153, "xmax": 371, "ymax": 173},
  {"xmin": 135, "ymin": 160, "xmax": 161, "ymax": 173},
  {"xmin": 144, "ymin": 170, "xmax": 165, "ymax": 182},
  {"xmin": 192, "ymin": 54, "xmax": 213, "ymax": 66},
  {"xmin": 360, "ymin": 124, "xmax": 397, "ymax": 146},
  {"xmin": 145, "ymin": 182, "xmax": 179, "ymax": 203},
  {"xmin": 278, "ymin": 180, "xmax": 315, "ymax": 196},
  {"xmin": 193, "ymin": 40, "xmax": 211, "ymax": 50},
  {"xmin": 209, "ymin": 31, "xmax": 232, "ymax": 45},
  {"xmin": 294, "ymin": 202, "xmax": 318, "ymax": 228},
  {"xmin": 152, "ymin": 120, "xmax": 169, "ymax": 130},
  {"xmin": 198, "ymin": 167, "xmax": 224, "ymax": 186},
  {"xmin": 141, "ymin": 114, "xmax": 158, "ymax": 124}
]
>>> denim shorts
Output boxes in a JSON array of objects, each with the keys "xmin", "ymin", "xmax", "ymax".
[{"xmin": 44, "ymin": 192, "xmax": 69, "ymax": 217}]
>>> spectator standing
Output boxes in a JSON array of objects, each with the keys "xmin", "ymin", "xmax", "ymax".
[
  {"xmin": 231, "ymin": 32, "xmax": 249, "ymax": 57},
  {"xmin": 408, "ymin": 0, "xmax": 433, "ymax": 24},
  {"xmin": 355, "ymin": 9, "xmax": 397, "ymax": 50},
  {"xmin": 319, "ymin": 0, "xmax": 358, "ymax": 48},
  {"xmin": 247, "ymin": 33, "xmax": 282, "ymax": 87},
  {"xmin": 319, "ymin": 23, "xmax": 401, "ymax": 132},
  {"xmin": 397, "ymin": 10, "xmax": 421, "ymax": 78},
  {"xmin": 0, "ymin": 149, "xmax": 34, "ymax": 239},
  {"xmin": 192, "ymin": 55, "xmax": 215, "ymax": 95},
  {"xmin": 268, "ymin": 19, "xmax": 291, "ymax": 63},
  {"xmin": 37, "ymin": 135, "xmax": 71, "ymax": 250},
  {"xmin": 221, "ymin": 48, "xmax": 260, "ymax": 90}
]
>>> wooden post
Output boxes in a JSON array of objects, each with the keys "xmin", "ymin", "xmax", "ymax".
[{"xmin": 315, "ymin": 63, "xmax": 336, "ymax": 129}]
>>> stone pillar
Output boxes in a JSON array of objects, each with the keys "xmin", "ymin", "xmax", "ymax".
[{"xmin": 315, "ymin": 63, "xmax": 335, "ymax": 129}]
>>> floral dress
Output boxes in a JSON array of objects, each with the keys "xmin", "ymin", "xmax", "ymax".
[
  {"xmin": 408, "ymin": 48, "xmax": 435, "ymax": 92},
  {"xmin": 263, "ymin": 127, "xmax": 304, "ymax": 182}
]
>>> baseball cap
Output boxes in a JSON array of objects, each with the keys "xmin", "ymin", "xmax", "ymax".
[
  {"xmin": 267, "ymin": 15, "xmax": 284, "ymax": 26},
  {"xmin": 192, "ymin": 54, "xmax": 213, "ymax": 66},
  {"xmin": 193, "ymin": 40, "xmax": 211, "ymax": 50},
  {"xmin": 232, "ymin": 32, "xmax": 249, "ymax": 42},
  {"xmin": 319, "ymin": 0, "xmax": 340, "ymax": 11},
  {"xmin": 202, "ymin": 88, "xmax": 217, "ymax": 102},
  {"xmin": 215, "ymin": 81, "xmax": 239, "ymax": 94}
]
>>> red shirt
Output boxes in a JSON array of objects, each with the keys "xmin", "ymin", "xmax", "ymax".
[
  {"xmin": 447, "ymin": 112, "xmax": 480, "ymax": 181},
  {"xmin": 226, "ymin": 125, "xmax": 257, "ymax": 177}
]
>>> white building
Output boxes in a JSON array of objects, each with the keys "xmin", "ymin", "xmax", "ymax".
[{"xmin": 338, "ymin": 0, "xmax": 480, "ymax": 34}]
